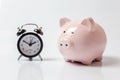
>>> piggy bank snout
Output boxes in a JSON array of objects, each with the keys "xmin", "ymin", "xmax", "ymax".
[{"xmin": 59, "ymin": 39, "xmax": 72, "ymax": 48}]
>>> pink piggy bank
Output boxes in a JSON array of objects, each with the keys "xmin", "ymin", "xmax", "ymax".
[{"xmin": 58, "ymin": 17, "xmax": 107, "ymax": 65}]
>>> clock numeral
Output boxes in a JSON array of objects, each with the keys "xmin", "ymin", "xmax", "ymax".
[
  {"xmin": 29, "ymin": 36, "xmax": 32, "ymax": 38},
  {"xmin": 33, "ymin": 37, "xmax": 35, "ymax": 39},
  {"xmin": 37, "ymin": 48, "xmax": 39, "ymax": 50},
  {"xmin": 29, "ymin": 36, "xmax": 34, "ymax": 39},
  {"xmin": 29, "ymin": 52, "xmax": 31, "ymax": 54},
  {"xmin": 26, "ymin": 37, "xmax": 28, "ymax": 39},
  {"xmin": 38, "ymin": 44, "xmax": 39, "ymax": 46},
  {"xmin": 21, "ymin": 44, "xmax": 23, "ymax": 46},
  {"xmin": 36, "ymin": 40, "xmax": 39, "ymax": 43},
  {"xmin": 22, "ymin": 48, "xmax": 24, "ymax": 50},
  {"xmin": 25, "ymin": 50, "xmax": 28, "ymax": 53}
]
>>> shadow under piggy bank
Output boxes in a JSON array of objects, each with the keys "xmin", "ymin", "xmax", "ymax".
[
  {"xmin": 59, "ymin": 62, "xmax": 104, "ymax": 80},
  {"xmin": 102, "ymin": 56, "xmax": 120, "ymax": 67},
  {"xmin": 18, "ymin": 62, "xmax": 43, "ymax": 80}
]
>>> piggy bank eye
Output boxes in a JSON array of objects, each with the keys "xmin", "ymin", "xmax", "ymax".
[
  {"xmin": 71, "ymin": 32, "xmax": 74, "ymax": 34},
  {"xmin": 63, "ymin": 31, "xmax": 66, "ymax": 33}
]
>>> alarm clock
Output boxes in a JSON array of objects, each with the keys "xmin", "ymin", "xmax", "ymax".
[{"xmin": 17, "ymin": 23, "xmax": 43, "ymax": 61}]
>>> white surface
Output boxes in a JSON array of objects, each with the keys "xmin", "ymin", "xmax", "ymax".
[{"xmin": 0, "ymin": 0, "xmax": 120, "ymax": 80}]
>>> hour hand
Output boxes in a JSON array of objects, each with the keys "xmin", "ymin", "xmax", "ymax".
[
  {"xmin": 31, "ymin": 41, "xmax": 37, "ymax": 45},
  {"xmin": 23, "ymin": 40, "xmax": 29, "ymax": 45}
]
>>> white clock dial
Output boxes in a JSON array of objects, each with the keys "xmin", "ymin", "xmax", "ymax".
[{"xmin": 18, "ymin": 33, "xmax": 43, "ymax": 57}]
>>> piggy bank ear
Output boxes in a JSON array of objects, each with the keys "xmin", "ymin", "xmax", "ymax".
[
  {"xmin": 60, "ymin": 18, "xmax": 70, "ymax": 27},
  {"xmin": 81, "ymin": 18, "xmax": 95, "ymax": 31}
]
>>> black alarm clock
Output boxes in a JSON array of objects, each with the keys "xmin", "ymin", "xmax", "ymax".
[{"xmin": 17, "ymin": 23, "xmax": 43, "ymax": 61}]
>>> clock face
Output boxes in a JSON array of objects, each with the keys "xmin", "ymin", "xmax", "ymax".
[{"xmin": 17, "ymin": 32, "xmax": 43, "ymax": 57}]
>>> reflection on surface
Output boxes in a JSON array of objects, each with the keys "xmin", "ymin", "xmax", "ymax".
[
  {"xmin": 102, "ymin": 56, "xmax": 120, "ymax": 80},
  {"xmin": 59, "ymin": 62, "xmax": 104, "ymax": 80},
  {"xmin": 18, "ymin": 62, "xmax": 43, "ymax": 80},
  {"xmin": 0, "ymin": 0, "xmax": 1, "ymax": 8}
]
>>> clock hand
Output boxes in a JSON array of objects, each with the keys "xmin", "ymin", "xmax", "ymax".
[
  {"xmin": 23, "ymin": 40, "xmax": 29, "ymax": 45},
  {"xmin": 30, "ymin": 37, "xmax": 33, "ymax": 45},
  {"xmin": 31, "ymin": 41, "xmax": 37, "ymax": 45},
  {"xmin": 29, "ymin": 42, "xmax": 37, "ymax": 46}
]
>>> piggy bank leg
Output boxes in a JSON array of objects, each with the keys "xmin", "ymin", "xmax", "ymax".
[
  {"xmin": 71, "ymin": 60, "xmax": 75, "ymax": 63},
  {"xmin": 81, "ymin": 59, "xmax": 93, "ymax": 65},
  {"xmin": 96, "ymin": 56, "xmax": 102, "ymax": 61},
  {"xmin": 64, "ymin": 58, "xmax": 70, "ymax": 62},
  {"xmin": 64, "ymin": 58, "xmax": 75, "ymax": 62}
]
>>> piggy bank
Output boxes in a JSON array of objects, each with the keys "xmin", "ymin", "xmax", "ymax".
[{"xmin": 58, "ymin": 17, "xmax": 107, "ymax": 65}]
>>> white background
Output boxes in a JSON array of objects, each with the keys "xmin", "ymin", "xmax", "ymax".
[{"xmin": 0, "ymin": 0, "xmax": 120, "ymax": 80}]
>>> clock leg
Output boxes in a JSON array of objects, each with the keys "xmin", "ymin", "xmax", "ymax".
[
  {"xmin": 39, "ymin": 55, "xmax": 43, "ymax": 61},
  {"xmin": 18, "ymin": 55, "xmax": 22, "ymax": 60},
  {"xmin": 29, "ymin": 58, "xmax": 33, "ymax": 61}
]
